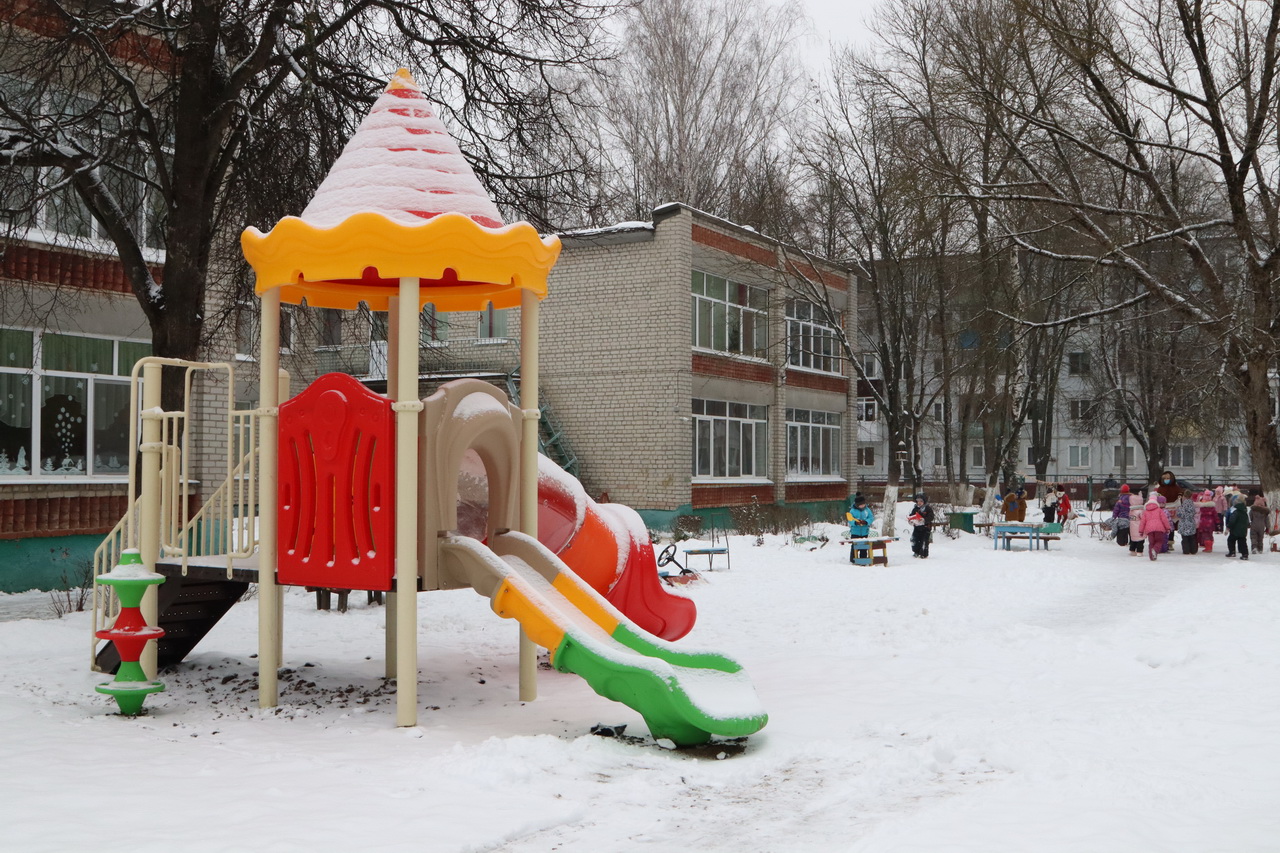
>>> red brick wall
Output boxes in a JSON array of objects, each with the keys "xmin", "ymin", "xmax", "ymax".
[
  {"xmin": 692, "ymin": 483, "xmax": 775, "ymax": 508},
  {"xmin": 0, "ymin": 244, "xmax": 161, "ymax": 295},
  {"xmin": 0, "ymin": 495, "xmax": 130, "ymax": 538},
  {"xmin": 692, "ymin": 224, "xmax": 778, "ymax": 267},
  {"xmin": 0, "ymin": 492, "xmax": 200, "ymax": 538},
  {"xmin": 785, "ymin": 259, "xmax": 848, "ymax": 292},
  {"xmin": 785, "ymin": 369, "xmax": 847, "ymax": 393},
  {"xmin": 692, "ymin": 352, "xmax": 773, "ymax": 384},
  {"xmin": 785, "ymin": 482, "xmax": 848, "ymax": 503},
  {"xmin": 2, "ymin": 1, "xmax": 177, "ymax": 70}
]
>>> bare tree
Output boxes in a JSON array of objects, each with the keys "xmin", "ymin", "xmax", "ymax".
[
  {"xmin": 976, "ymin": 0, "xmax": 1280, "ymax": 493},
  {"xmin": 0, "ymin": 0, "xmax": 615, "ymax": 386},
  {"xmin": 599, "ymin": 0, "xmax": 809, "ymax": 234}
]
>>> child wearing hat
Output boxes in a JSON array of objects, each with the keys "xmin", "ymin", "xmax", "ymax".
[
  {"xmin": 1136, "ymin": 496, "xmax": 1171, "ymax": 561},
  {"xmin": 847, "ymin": 494, "xmax": 875, "ymax": 564},
  {"xmin": 908, "ymin": 494, "xmax": 935, "ymax": 558},
  {"xmin": 1111, "ymin": 484, "xmax": 1133, "ymax": 547}
]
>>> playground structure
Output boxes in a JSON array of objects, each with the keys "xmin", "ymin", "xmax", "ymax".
[{"xmin": 90, "ymin": 71, "xmax": 766, "ymax": 746}]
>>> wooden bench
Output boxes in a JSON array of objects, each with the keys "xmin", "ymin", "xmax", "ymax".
[{"xmin": 840, "ymin": 536, "xmax": 893, "ymax": 566}]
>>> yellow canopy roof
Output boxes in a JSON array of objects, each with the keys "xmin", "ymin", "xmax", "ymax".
[{"xmin": 239, "ymin": 69, "xmax": 559, "ymax": 311}]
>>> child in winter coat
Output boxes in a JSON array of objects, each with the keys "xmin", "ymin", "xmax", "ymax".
[
  {"xmin": 1058, "ymin": 489, "xmax": 1073, "ymax": 524},
  {"xmin": 1128, "ymin": 497, "xmax": 1146, "ymax": 555},
  {"xmin": 1041, "ymin": 484, "xmax": 1059, "ymax": 524},
  {"xmin": 1156, "ymin": 494, "xmax": 1172, "ymax": 552},
  {"xmin": 1137, "ymin": 496, "xmax": 1171, "ymax": 561},
  {"xmin": 1111, "ymin": 485, "xmax": 1133, "ymax": 547},
  {"xmin": 908, "ymin": 494, "xmax": 935, "ymax": 558},
  {"xmin": 1214, "ymin": 486, "xmax": 1228, "ymax": 531},
  {"xmin": 1248, "ymin": 493, "xmax": 1269, "ymax": 555},
  {"xmin": 1001, "ymin": 488, "xmax": 1027, "ymax": 522},
  {"xmin": 847, "ymin": 494, "xmax": 876, "ymax": 564},
  {"xmin": 1196, "ymin": 490, "xmax": 1217, "ymax": 552},
  {"xmin": 1226, "ymin": 496, "xmax": 1250, "ymax": 559},
  {"xmin": 1176, "ymin": 489, "xmax": 1199, "ymax": 554}
]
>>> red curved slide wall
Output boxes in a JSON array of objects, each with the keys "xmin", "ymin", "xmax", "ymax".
[{"xmin": 538, "ymin": 479, "xmax": 696, "ymax": 641}]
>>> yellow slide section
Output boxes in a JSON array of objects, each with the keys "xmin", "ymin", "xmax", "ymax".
[{"xmin": 438, "ymin": 532, "xmax": 767, "ymax": 746}]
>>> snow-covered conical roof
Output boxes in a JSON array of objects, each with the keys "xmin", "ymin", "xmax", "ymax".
[
  {"xmin": 300, "ymin": 70, "xmax": 504, "ymax": 229},
  {"xmin": 241, "ymin": 70, "xmax": 559, "ymax": 313}
]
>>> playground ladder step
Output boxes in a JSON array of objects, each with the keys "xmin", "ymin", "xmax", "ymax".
[{"xmin": 95, "ymin": 570, "xmax": 249, "ymax": 673}]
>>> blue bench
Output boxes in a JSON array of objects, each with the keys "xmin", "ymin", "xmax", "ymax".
[{"xmin": 682, "ymin": 546, "xmax": 730, "ymax": 571}]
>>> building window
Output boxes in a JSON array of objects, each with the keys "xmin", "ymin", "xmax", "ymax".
[
  {"xmin": 0, "ymin": 327, "xmax": 150, "ymax": 477},
  {"xmin": 1068, "ymin": 445, "xmax": 1090, "ymax": 468},
  {"xmin": 1218, "ymin": 445, "xmax": 1240, "ymax": 468},
  {"xmin": 933, "ymin": 402, "xmax": 944, "ymax": 421},
  {"xmin": 785, "ymin": 408, "xmax": 842, "ymax": 477},
  {"xmin": 933, "ymin": 446, "xmax": 943, "ymax": 466},
  {"xmin": 971, "ymin": 445, "xmax": 984, "ymax": 468},
  {"xmin": 856, "ymin": 444, "xmax": 876, "ymax": 466},
  {"xmin": 319, "ymin": 309, "xmax": 343, "ymax": 349},
  {"xmin": 857, "ymin": 398, "xmax": 877, "ymax": 421},
  {"xmin": 422, "ymin": 304, "xmax": 449, "ymax": 345},
  {"xmin": 1114, "ymin": 444, "xmax": 1135, "ymax": 468},
  {"xmin": 1068, "ymin": 351, "xmax": 1091, "ymax": 375},
  {"xmin": 785, "ymin": 301, "xmax": 842, "ymax": 374},
  {"xmin": 477, "ymin": 304, "xmax": 508, "ymax": 341},
  {"xmin": 0, "ymin": 75, "xmax": 165, "ymax": 252},
  {"xmin": 692, "ymin": 398, "xmax": 767, "ymax": 479},
  {"xmin": 1170, "ymin": 445, "xmax": 1194, "ymax": 467},
  {"xmin": 235, "ymin": 302, "xmax": 292, "ymax": 358},
  {"xmin": 1068, "ymin": 399, "xmax": 1097, "ymax": 421},
  {"xmin": 691, "ymin": 271, "xmax": 768, "ymax": 358}
]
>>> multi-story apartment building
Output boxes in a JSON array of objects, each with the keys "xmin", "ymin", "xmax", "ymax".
[{"xmin": 540, "ymin": 203, "xmax": 858, "ymax": 530}]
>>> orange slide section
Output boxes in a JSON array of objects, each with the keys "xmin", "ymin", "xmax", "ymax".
[{"xmin": 536, "ymin": 467, "xmax": 697, "ymax": 641}]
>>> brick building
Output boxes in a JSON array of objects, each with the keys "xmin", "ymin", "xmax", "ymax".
[{"xmin": 541, "ymin": 203, "xmax": 858, "ymax": 531}]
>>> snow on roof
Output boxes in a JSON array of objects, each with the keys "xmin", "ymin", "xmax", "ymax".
[{"xmin": 300, "ymin": 69, "xmax": 504, "ymax": 230}]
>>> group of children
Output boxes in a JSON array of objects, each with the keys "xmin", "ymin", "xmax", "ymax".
[
  {"xmin": 999, "ymin": 483, "xmax": 1075, "ymax": 525},
  {"xmin": 1109, "ymin": 472, "xmax": 1270, "ymax": 561},
  {"xmin": 846, "ymin": 492, "xmax": 935, "ymax": 560}
]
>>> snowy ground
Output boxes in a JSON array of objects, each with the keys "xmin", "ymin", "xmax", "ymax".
[{"xmin": 2, "ymin": 503, "xmax": 1278, "ymax": 852}]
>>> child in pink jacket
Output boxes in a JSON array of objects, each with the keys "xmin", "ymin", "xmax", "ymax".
[{"xmin": 1137, "ymin": 496, "xmax": 1172, "ymax": 561}]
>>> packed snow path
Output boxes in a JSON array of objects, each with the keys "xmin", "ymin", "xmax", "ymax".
[{"xmin": 1, "ymin": 508, "xmax": 1277, "ymax": 852}]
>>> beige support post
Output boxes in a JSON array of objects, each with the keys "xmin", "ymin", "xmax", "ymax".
[
  {"xmin": 257, "ymin": 289, "xmax": 282, "ymax": 708},
  {"xmin": 394, "ymin": 280, "xmax": 422, "ymax": 726},
  {"xmin": 385, "ymin": 299, "xmax": 399, "ymax": 678},
  {"xmin": 275, "ymin": 368, "xmax": 290, "ymax": 664},
  {"xmin": 138, "ymin": 360, "xmax": 163, "ymax": 680},
  {"xmin": 518, "ymin": 289, "xmax": 541, "ymax": 701}
]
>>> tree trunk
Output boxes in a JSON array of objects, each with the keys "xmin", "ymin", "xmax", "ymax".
[{"xmin": 1237, "ymin": 359, "xmax": 1280, "ymax": 494}]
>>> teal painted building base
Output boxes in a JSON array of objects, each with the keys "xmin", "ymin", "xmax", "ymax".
[
  {"xmin": 635, "ymin": 499, "xmax": 847, "ymax": 535},
  {"xmin": 0, "ymin": 535, "xmax": 100, "ymax": 593}
]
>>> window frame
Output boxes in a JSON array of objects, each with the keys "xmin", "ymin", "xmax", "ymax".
[
  {"xmin": 785, "ymin": 407, "xmax": 843, "ymax": 479},
  {"xmin": 691, "ymin": 397, "xmax": 769, "ymax": 481},
  {"xmin": 0, "ymin": 326, "xmax": 151, "ymax": 480},
  {"xmin": 691, "ymin": 270, "xmax": 769, "ymax": 359}
]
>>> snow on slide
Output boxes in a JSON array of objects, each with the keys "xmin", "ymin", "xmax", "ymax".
[{"xmin": 439, "ymin": 532, "xmax": 767, "ymax": 746}]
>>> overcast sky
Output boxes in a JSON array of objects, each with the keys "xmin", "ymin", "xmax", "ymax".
[{"xmin": 801, "ymin": 0, "xmax": 881, "ymax": 52}]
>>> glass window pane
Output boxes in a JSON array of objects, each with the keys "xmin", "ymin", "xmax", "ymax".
[
  {"xmin": 0, "ymin": 372, "xmax": 33, "ymax": 473},
  {"xmin": 93, "ymin": 381, "xmax": 130, "ymax": 473},
  {"xmin": 727, "ymin": 305, "xmax": 741, "ymax": 352},
  {"xmin": 40, "ymin": 375, "xmax": 87, "ymax": 472},
  {"xmin": 691, "ymin": 271, "xmax": 704, "ymax": 294},
  {"xmin": 117, "ymin": 341, "xmax": 152, "ymax": 376},
  {"xmin": 44, "ymin": 333, "xmax": 112, "ymax": 374},
  {"xmin": 696, "ymin": 420, "xmax": 711, "ymax": 475},
  {"xmin": 743, "ymin": 422, "xmax": 754, "ymax": 475},
  {"xmin": 0, "ymin": 328, "xmax": 34, "ymax": 369},
  {"xmin": 727, "ymin": 420, "xmax": 741, "ymax": 477},
  {"xmin": 755, "ymin": 423, "xmax": 767, "ymax": 473},
  {"xmin": 712, "ymin": 303, "xmax": 726, "ymax": 351},
  {"xmin": 713, "ymin": 419, "xmax": 727, "ymax": 476},
  {"xmin": 708, "ymin": 276, "xmax": 726, "ymax": 301}
]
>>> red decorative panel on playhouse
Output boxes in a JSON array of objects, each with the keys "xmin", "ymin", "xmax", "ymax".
[{"xmin": 277, "ymin": 373, "xmax": 395, "ymax": 591}]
